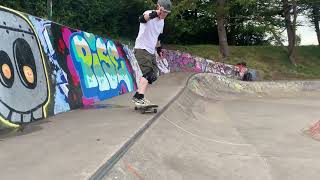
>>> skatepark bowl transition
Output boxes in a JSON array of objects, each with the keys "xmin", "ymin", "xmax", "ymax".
[{"xmin": 1, "ymin": 72, "xmax": 320, "ymax": 180}]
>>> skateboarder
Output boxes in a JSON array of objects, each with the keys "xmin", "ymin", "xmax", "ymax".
[{"xmin": 132, "ymin": 0, "xmax": 172, "ymax": 106}]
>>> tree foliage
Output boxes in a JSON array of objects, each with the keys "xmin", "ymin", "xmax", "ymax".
[
  {"xmin": 299, "ymin": 0, "xmax": 320, "ymax": 46},
  {"xmin": 0, "ymin": 0, "xmax": 318, "ymax": 47}
]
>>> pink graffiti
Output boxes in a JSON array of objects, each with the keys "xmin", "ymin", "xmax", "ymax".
[{"xmin": 162, "ymin": 50, "xmax": 239, "ymax": 78}]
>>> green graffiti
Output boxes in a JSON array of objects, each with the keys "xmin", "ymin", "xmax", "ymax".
[
  {"xmin": 84, "ymin": 32, "xmax": 97, "ymax": 51},
  {"xmin": 92, "ymin": 53, "xmax": 110, "ymax": 91},
  {"xmin": 118, "ymin": 61, "xmax": 134, "ymax": 91},
  {"xmin": 71, "ymin": 35, "xmax": 98, "ymax": 88},
  {"xmin": 96, "ymin": 38, "xmax": 118, "ymax": 89}
]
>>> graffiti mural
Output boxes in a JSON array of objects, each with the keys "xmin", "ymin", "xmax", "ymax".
[
  {"xmin": 0, "ymin": 6, "xmax": 50, "ymax": 127},
  {"xmin": 0, "ymin": 5, "xmax": 137, "ymax": 128},
  {"xmin": 122, "ymin": 45, "xmax": 142, "ymax": 86},
  {"xmin": 156, "ymin": 54, "xmax": 170, "ymax": 74},
  {"xmin": 160, "ymin": 50, "xmax": 239, "ymax": 78},
  {"xmin": 159, "ymin": 49, "xmax": 259, "ymax": 80},
  {"xmin": 54, "ymin": 27, "xmax": 136, "ymax": 105},
  {"xmin": 28, "ymin": 16, "xmax": 71, "ymax": 114}
]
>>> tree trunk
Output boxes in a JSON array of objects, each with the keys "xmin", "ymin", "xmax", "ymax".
[
  {"xmin": 217, "ymin": 0, "xmax": 230, "ymax": 58},
  {"xmin": 283, "ymin": 0, "xmax": 297, "ymax": 66},
  {"xmin": 312, "ymin": 5, "xmax": 320, "ymax": 46},
  {"xmin": 47, "ymin": 0, "xmax": 52, "ymax": 20}
]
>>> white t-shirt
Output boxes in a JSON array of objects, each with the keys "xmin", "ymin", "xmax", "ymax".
[{"xmin": 134, "ymin": 10, "xmax": 164, "ymax": 54}]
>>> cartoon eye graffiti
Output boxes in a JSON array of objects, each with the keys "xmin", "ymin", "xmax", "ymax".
[
  {"xmin": 2, "ymin": 64, "xmax": 11, "ymax": 78},
  {"xmin": 0, "ymin": 50, "xmax": 14, "ymax": 88},
  {"xmin": 13, "ymin": 38, "xmax": 37, "ymax": 89},
  {"xmin": 23, "ymin": 65, "xmax": 34, "ymax": 84},
  {"xmin": 0, "ymin": 7, "xmax": 50, "ymax": 126}
]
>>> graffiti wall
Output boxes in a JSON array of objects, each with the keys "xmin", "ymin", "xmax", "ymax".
[
  {"xmin": 0, "ymin": 5, "xmax": 136, "ymax": 128},
  {"xmin": 0, "ymin": 5, "xmax": 251, "ymax": 129},
  {"xmin": 158, "ymin": 50, "xmax": 241, "ymax": 78},
  {"xmin": 50, "ymin": 24, "xmax": 136, "ymax": 106},
  {"xmin": 0, "ymin": 7, "xmax": 50, "ymax": 128}
]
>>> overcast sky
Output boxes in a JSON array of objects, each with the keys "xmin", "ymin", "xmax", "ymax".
[{"xmin": 296, "ymin": 15, "xmax": 318, "ymax": 45}]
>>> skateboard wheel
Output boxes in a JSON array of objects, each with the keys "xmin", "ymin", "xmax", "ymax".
[
  {"xmin": 154, "ymin": 109, "xmax": 157, "ymax": 113},
  {"xmin": 141, "ymin": 110, "xmax": 146, "ymax": 114},
  {"xmin": 134, "ymin": 106, "xmax": 138, "ymax": 110}
]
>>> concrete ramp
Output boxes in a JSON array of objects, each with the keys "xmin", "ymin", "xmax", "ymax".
[
  {"xmin": 189, "ymin": 73, "xmax": 320, "ymax": 98},
  {"xmin": 105, "ymin": 73, "xmax": 320, "ymax": 180},
  {"xmin": 1, "ymin": 5, "xmax": 319, "ymax": 180}
]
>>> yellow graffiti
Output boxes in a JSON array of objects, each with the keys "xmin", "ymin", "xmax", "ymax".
[
  {"xmin": 234, "ymin": 83, "xmax": 243, "ymax": 91},
  {"xmin": 71, "ymin": 35, "xmax": 99, "ymax": 89},
  {"xmin": 107, "ymin": 41, "xmax": 119, "ymax": 69},
  {"xmin": 0, "ymin": 117, "xmax": 20, "ymax": 128},
  {"xmin": 96, "ymin": 38, "xmax": 118, "ymax": 89}
]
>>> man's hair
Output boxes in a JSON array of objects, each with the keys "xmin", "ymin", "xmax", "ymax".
[{"xmin": 157, "ymin": 0, "xmax": 172, "ymax": 12}]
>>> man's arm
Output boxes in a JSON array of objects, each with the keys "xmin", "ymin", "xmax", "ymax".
[
  {"xmin": 156, "ymin": 34, "xmax": 163, "ymax": 57},
  {"xmin": 138, "ymin": 7, "xmax": 164, "ymax": 23},
  {"xmin": 139, "ymin": 11, "xmax": 158, "ymax": 23}
]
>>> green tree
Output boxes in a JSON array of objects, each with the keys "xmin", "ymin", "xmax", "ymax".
[
  {"xmin": 283, "ymin": 0, "xmax": 298, "ymax": 65},
  {"xmin": 217, "ymin": 0, "xmax": 229, "ymax": 57},
  {"xmin": 165, "ymin": 0, "xmax": 272, "ymax": 45},
  {"xmin": 0, "ymin": 0, "xmax": 47, "ymax": 17},
  {"xmin": 300, "ymin": 0, "xmax": 320, "ymax": 46},
  {"xmin": 238, "ymin": 0, "xmax": 299, "ymax": 65}
]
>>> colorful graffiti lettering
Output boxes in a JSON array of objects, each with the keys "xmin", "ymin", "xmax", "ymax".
[
  {"xmin": 161, "ymin": 50, "xmax": 239, "ymax": 78},
  {"xmin": 63, "ymin": 30, "xmax": 135, "ymax": 104}
]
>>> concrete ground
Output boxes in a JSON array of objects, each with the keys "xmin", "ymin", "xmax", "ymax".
[
  {"xmin": 105, "ymin": 74, "xmax": 320, "ymax": 180},
  {"xmin": 1, "ymin": 72, "xmax": 320, "ymax": 180},
  {"xmin": 0, "ymin": 72, "xmax": 191, "ymax": 180}
]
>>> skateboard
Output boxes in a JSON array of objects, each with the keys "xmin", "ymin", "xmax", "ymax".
[{"xmin": 134, "ymin": 104, "xmax": 158, "ymax": 114}]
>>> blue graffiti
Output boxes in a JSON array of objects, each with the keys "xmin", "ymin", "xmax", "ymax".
[{"xmin": 69, "ymin": 32, "xmax": 134, "ymax": 101}]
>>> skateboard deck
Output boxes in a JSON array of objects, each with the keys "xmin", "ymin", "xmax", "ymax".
[{"xmin": 134, "ymin": 104, "xmax": 158, "ymax": 114}]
